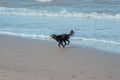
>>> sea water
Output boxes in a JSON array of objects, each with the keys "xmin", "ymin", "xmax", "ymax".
[{"xmin": 0, "ymin": 0, "xmax": 120, "ymax": 53}]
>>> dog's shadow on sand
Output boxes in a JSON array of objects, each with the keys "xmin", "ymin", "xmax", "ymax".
[{"xmin": 59, "ymin": 45, "xmax": 82, "ymax": 50}]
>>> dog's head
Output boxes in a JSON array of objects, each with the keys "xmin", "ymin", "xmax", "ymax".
[
  {"xmin": 50, "ymin": 34, "xmax": 57, "ymax": 39},
  {"xmin": 69, "ymin": 30, "xmax": 74, "ymax": 36}
]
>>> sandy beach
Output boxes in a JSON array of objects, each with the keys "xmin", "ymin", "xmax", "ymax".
[{"xmin": 0, "ymin": 34, "xmax": 120, "ymax": 80}]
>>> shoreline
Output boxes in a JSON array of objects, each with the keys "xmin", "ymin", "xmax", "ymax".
[
  {"xmin": 0, "ymin": 34, "xmax": 120, "ymax": 80},
  {"xmin": 0, "ymin": 33, "xmax": 118, "ymax": 54}
]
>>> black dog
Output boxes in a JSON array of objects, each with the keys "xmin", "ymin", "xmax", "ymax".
[{"xmin": 51, "ymin": 30, "xmax": 74, "ymax": 48}]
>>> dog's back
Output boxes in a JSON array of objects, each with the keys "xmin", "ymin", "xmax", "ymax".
[
  {"xmin": 58, "ymin": 34, "xmax": 69, "ymax": 41},
  {"xmin": 57, "ymin": 30, "xmax": 74, "ymax": 40}
]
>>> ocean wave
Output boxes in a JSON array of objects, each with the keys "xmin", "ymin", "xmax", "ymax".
[
  {"xmin": 75, "ymin": 28, "xmax": 110, "ymax": 30},
  {"xmin": 0, "ymin": 31, "xmax": 50, "ymax": 40},
  {"xmin": 36, "ymin": 0, "xmax": 53, "ymax": 2},
  {"xmin": 73, "ymin": 37, "xmax": 120, "ymax": 45},
  {"xmin": 0, "ymin": 7, "xmax": 120, "ymax": 19},
  {"xmin": 0, "ymin": 28, "xmax": 50, "ymax": 31}
]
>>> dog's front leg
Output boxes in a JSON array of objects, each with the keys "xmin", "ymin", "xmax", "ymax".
[
  {"xmin": 67, "ymin": 40, "xmax": 70, "ymax": 45},
  {"xmin": 58, "ymin": 43, "xmax": 61, "ymax": 47},
  {"xmin": 58, "ymin": 41, "xmax": 65, "ymax": 48},
  {"xmin": 64, "ymin": 41, "xmax": 67, "ymax": 46}
]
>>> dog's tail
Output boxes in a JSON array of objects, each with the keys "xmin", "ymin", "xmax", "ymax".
[{"xmin": 68, "ymin": 30, "xmax": 74, "ymax": 36}]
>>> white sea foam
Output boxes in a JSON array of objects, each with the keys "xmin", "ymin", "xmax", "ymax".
[
  {"xmin": 0, "ymin": 7, "xmax": 120, "ymax": 19},
  {"xmin": 0, "ymin": 31, "xmax": 50, "ymax": 40},
  {"xmin": 36, "ymin": 0, "xmax": 53, "ymax": 2},
  {"xmin": 75, "ymin": 28, "xmax": 110, "ymax": 30},
  {"xmin": 0, "ymin": 31, "xmax": 120, "ymax": 46},
  {"xmin": 73, "ymin": 37, "xmax": 120, "ymax": 45},
  {"xmin": 0, "ymin": 28, "xmax": 50, "ymax": 31}
]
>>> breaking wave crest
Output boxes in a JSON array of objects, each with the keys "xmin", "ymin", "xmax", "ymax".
[
  {"xmin": 0, "ymin": 31, "xmax": 50, "ymax": 40},
  {"xmin": 36, "ymin": 0, "xmax": 53, "ymax": 2},
  {"xmin": 0, "ymin": 7, "xmax": 120, "ymax": 19},
  {"xmin": 73, "ymin": 37, "xmax": 120, "ymax": 45}
]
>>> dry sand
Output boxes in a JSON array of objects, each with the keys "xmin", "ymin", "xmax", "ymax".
[{"xmin": 0, "ymin": 34, "xmax": 120, "ymax": 80}]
